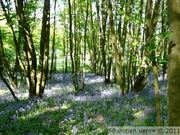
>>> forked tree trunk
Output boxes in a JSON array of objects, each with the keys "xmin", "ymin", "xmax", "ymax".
[
  {"xmin": 14, "ymin": 0, "xmax": 37, "ymax": 98},
  {"xmin": 13, "ymin": 0, "xmax": 50, "ymax": 98},
  {"xmin": 36, "ymin": 0, "xmax": 50, "ymax": 97},
  {"xmin": 107, "ymin": 0, "xmax": 125, "ymax": 94}
]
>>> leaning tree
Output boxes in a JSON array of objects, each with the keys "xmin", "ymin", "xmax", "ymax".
[{"xmin": 0, "ymin": 0, "xmax": 50, "ymax": 98}]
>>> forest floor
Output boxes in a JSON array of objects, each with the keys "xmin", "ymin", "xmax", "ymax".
[{"xmin": 0, "ymin": 73, "xmax": 167, "ymax": 134}]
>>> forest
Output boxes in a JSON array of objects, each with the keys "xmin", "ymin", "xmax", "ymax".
[{"xmin": 0, "ymin": 0, "xmax": 180, "ymax": 134}]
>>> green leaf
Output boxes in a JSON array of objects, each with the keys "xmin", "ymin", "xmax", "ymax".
[
  {"xmin": 157, "ymin": 57, "xmax": 168, "ymax": 64},
  {"xmin": 149, "ymin": 45, "xmax": 157, "ymax": 51},
  {"xmin": 163, "ymin": 31, "xmax": 175, "ymax": 39}
]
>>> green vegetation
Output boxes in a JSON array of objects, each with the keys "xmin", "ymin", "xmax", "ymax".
[
  {"xmin": 0, "ymin": 0, "xmax": 180, "ymax": 132},
  {"xmin": 0, "ymin": 80, "xmax": 167, "ymax": 134}
]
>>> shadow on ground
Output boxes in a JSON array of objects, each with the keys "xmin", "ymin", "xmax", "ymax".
[{"xmin": 0, "ymin": 73, "xmax": 168, "ymax": 134}]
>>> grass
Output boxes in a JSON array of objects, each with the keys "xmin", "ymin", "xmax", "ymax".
[{"xmin": 0, "ymin": 74, "xmax": 168, "ymax": 135}]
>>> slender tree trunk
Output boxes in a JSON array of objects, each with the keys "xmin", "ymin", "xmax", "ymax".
[
  {"xmin": 68, "ymin": 0, "xmax": 79, "ymax": 91},
  {"xmin": 0, "ymin": 32, "xmax": 17, "ymax": 87},
  {"xmin": 0, "ymin": 29, "xmax": 18, "ymax": 101},
  {"xmin": 101, "ymin": 0, "xmax": 108, "ymax": 84},
  {"xmin": 73, "ymin": 0, "xmax": 81, "ymax": 91},
  {"xmin": 90, "ymin": 3, "xmax": 97, "ymax": 75},
  {"xmin": 0, "ymin": 72, "xmax": 19, "ymax": 101},
  {"xmin": 62, "ymin": 18, "xmax": 68, "ymax": 75},
  {"xmin": 152, "ymin": 63, "xmax": 161, "ymax": 126},
  {"xmin": 145, "ymin": 0, "xmax": 161, "ymax": 126},
  {"xmin": 82, "ymin": 0, "xmax": 89, "ymax": 91},
  {"xmin": 107, "ymin": 0, "xmax": 125, "ymax": 94},
  {"xmin": 96, "ymin": 0, "xmax": 107, "ymax": 83},
  {"xmin": 0, "ymin": 0, "xmax": 22, "ymax": 88},
  {"xmin": 161, "ymin": 0, "xmax": 168, "ymax": 80},
  {"xmin": 49, "ymin": 0, "xmax": 57, "ymax": 80},
  {"xmin": 107, "ymin": 36, "xmax": 113, "ymax": 84},
  {"xmin": 36, "ymin": 0, "xmax": 50, "ymax": 97}
]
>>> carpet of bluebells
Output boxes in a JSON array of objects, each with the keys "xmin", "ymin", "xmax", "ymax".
[{"xmin": 0, "ymin": 73, "xmax": 167, "ymax": 134}]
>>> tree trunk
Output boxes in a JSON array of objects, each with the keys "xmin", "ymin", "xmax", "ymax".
[
  {"xmin": 152, "ymin": 63, "xmax": 161, "ymax": 126},
  {"xmin": 167, "ymin": 0, "xmax": 180, "ymax": 126},
  {"xmin": 49, "ymin": 0, "xmax": 57, "ymax": 80},
  {"xmin": 36, "ymin": 0, "xmax": 50, "ymax": 97},
  {"xmin": 0, "ymin": 29, "xmax": 18, "ymax": 101},
  {"xmin": 90, "ymin": 3, "xmax": 98, "ymax": 75},
  {"xmin": 107, "ymin": 0, "xmax": 125, "ymax": 94},
  {"xmin": 82, "ymin": 0, "xmax": 89, "ymax": 91},
  {"xmin": 14, "ymin": 0, "xmax": 37, "ymax": 98},
  {"xmin": 0, "ymin": 0, "xmax": 22, "ymax": 88},
  {"xmin": 68, "ymin": 0, "xmax": 79, "ymax": 92}
]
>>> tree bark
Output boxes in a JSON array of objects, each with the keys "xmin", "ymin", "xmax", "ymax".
[
  {"xmin": 0, "ymin": 0, "xmax": 22, "ymax": 88},
  {"xmin": 36, "ymin": 0, "xmax": 50, "ymax": 97},
  {"xmin": 68, "ymin": 0, "xmax": 79, "ymax": 91},
  {"xmin": 107, "ymin": 0, "xmax": 125, "ymax": 94},
  {"xmin": 168, "ymin": 0, "xmax": 180, "ymax": 126},
  {"xmin": 14, "ymin": 0, "xmax": 37, "ymax": 98},
  {"xmin": 82, "ymin": 0, "xmax": 89, "ymax": 91},
  {"xmin": 0, "ymin": 29, "xmax": 18, "ymax": 101},
  {"xmin": 49, "ymin": 0, "xmax": 57, "ymax": 80}
]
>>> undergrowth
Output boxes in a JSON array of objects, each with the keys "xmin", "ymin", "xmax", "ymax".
[{"xmin": 0, "ymin": 74, "xmax": 168, "ymax": 135}]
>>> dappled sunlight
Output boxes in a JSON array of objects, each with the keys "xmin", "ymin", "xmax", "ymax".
[
  {"xmin": 60, "ymin": 103, "xmax": 70, "ymax": 110},
  {"xmin": 0, "ymin": 0, "xmax": 171, "ymax": 132},
  {"xmin": 50, "ymin": 90, "xmax": 120, "ymax": 102},
  {"xmin": 134, "ymin": 110, "xmax": 145, "ymax": 119},
  {"xmin": 0, "ymin": 73, "xmax": 168, "ymax": 134},
  {"xmin": 85, "ymin": 75, "xmax": 104, "ymax": 84},
  {"xmin": 0, "ymin": 90, "xmax": 8, "ymax": 96}
]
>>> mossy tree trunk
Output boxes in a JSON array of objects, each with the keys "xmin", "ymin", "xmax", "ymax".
[{"xmin": 167, "ymin": 0, "xmax": 180, "ymax": 126}]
